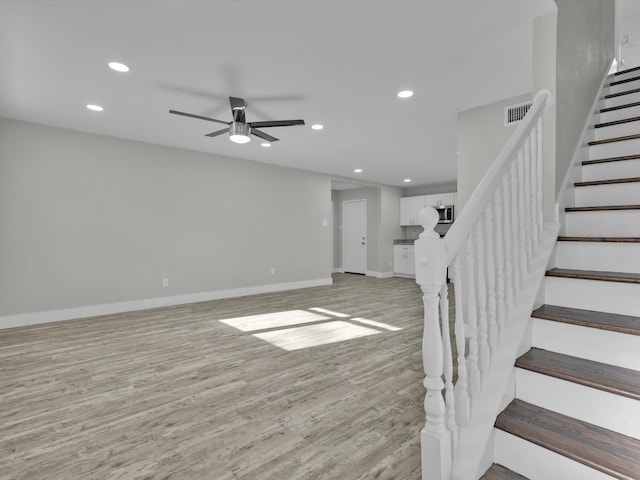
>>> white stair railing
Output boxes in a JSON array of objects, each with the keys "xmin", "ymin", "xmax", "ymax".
[{"xmin": 415, "ymin": 89, "xmax": 552, "ymax": 480}]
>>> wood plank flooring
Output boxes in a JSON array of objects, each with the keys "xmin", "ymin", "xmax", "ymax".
[{"xmin": 0, "ymin": 274, "xmax": 431, "ymax": 480}]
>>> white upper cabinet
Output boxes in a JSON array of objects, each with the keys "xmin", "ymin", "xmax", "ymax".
[
  {"xmin": 400, "ymin": 196, "xmax": 426, "ymax": 226},
  {"xmin": 400, "ymin": 193, "xmax": 456, "ymax": 226},
  {"xmin": 424, "ymin": 192, "xmax": 456, "ymax": 208}
]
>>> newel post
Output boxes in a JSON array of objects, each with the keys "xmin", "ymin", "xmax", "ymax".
[{"xmin": 415, "ymin": 207, "xmax": 452, "ymax": 480}]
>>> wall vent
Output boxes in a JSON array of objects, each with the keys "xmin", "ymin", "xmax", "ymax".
[{"xmin": 504, "ymin": 101, "xmax": 532, "ymax": 126}]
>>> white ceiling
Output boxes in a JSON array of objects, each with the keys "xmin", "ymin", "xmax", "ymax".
[{"xmin": 0, "ymin": 0, "xmax": 556, "ymax": 188}]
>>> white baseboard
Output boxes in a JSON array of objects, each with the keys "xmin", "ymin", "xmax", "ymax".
[
  {"xmin": 333, "ymin": 267, "xmax": 345, "ymax": 273},
  {"xmin": 0, "ymin": 277, "xmax": 333, "ymax": 330}
]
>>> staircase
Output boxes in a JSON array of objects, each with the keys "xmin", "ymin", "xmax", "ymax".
[{"xmin": 484, "ymin": 66, "xmax": 640, "ymax": 479}]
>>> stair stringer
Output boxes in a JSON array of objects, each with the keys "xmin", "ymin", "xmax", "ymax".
[{"xmin": 451, "ymin": 222, "xmax": 560, "ymax": 480}]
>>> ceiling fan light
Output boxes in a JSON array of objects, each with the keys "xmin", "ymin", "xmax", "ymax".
[
  {"xmin": 229, "ymin": 122, "xmax": 251, "ymax": 144},
  {"xmin": 229, "ymin": 134, "xmax": 251, "ymax": 144}
]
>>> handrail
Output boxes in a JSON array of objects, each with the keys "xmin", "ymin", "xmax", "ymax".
[
  {"xmin": 444, "ymin": 89, "xmax": 551, "ymax": 264},
  {"xmin": 415, "ymin": 89, "xmax": 553, "ymax": 480}
]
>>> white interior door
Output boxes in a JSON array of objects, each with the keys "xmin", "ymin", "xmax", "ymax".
[{"xmin": 342, "ymin": 199, "xmax": 367, "ymax": 274}]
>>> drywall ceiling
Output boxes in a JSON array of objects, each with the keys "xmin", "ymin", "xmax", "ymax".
[{"xmin": 0, "ymin": 0, "xmax": 556, "ymax": 188}]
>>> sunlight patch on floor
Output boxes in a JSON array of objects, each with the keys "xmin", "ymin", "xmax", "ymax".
[
  {"xmin": 351, "ymin": 317, "xmax": 403, "ymax": 331},
  {"xmin": 308, "ymin": 307, "xmax": 350, "ymax": 318},
  {"xmin": 219, "ymin": 310, "xmax": 329, "ymax": 332},
  {"xmin": 220, "ymin": 307, "xmax": 402, "ymax": 351},
  {"xmin": 252, "ymin": 321, "xmax": 380, "ymax": 351}
]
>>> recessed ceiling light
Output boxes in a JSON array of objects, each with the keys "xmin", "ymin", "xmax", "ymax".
[
  {"xmin": 261, "ymin": 142, "xmax": 271, "ymax": 147},
  {"xmin": 311, "ymin": 124, "xmax": 324, "ymax": 130},
  {"xmin": 397, "ymin": 90, "xmax": 414, "ymax": 98},
  {"xmin": 108, "ymin": 61, "xmax": 130, "ymax": 72},
  {"xmin": 403, "ymin": 178, "xmax": 412, "ymax": 183},
  {"xmin": 354, "ymin": 169, "xmax": 363, "ymax": 173},
  {"xmin": 86, "ymin": 104, "xmax": 104, "ymax": 111}
]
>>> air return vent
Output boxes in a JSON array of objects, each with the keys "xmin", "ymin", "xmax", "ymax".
[{"xmin": 504, "ymin": 101, "xmax": 532, "ymax": 126}]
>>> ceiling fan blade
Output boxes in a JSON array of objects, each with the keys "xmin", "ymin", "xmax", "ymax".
[
  {"xmin": 204, "ymin": 128, "xmax": 229, "ymax": 138},
  {"xmin": 251, "ymin": 128, "xmax": 279, "ymax": 142},
  {"xmin": 249, "ymin": 119, "xmax": 305, "ymax": 128},
  {"xmin": 169, "ymin": 109, "xmax": 229, "ymax": 125},
  {"xmin": 229, "ymin": 96, "xmax": 247, "ymax": 110}
]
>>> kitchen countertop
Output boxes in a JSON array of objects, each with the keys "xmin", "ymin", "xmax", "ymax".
[
  {"xmin": 394, "ymin": 234, "xmax": 445, "ymax": 245},
  {"xmin": 393, "ymin": 239, "xmax": 415, "ymax": 245}
]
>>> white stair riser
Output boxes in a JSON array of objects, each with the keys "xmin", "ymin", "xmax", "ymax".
[
  {"xmin": 564, "ymin": 210, "xmax": 640, "ymax": 236},
  {"xmin": 588, "ymin": 137, "xmax": 640, "ymax": 159},
  {"xmin": 599, "ymin": 104, "xmax": 640, "ymax": 124},
  {"xmin": 605, "ymin": 91, "xmax": 640, "ymax": 108},
  {"xmin": 574, "ymin": 182, "xmax": 640, "ymax": 207},
  {"xmin": 532, "ymin": 318, "xmax": 640, "ymax": 370},
  {"xmin": 516, "ymin": 369, "xmax": 640, "ymax": 438},
  {"xmin": 594, "ymin": 121, "xmax": 640, "ymax": 141},
  {"xmin": 555, "ymin": 241, "xmax": 640, "ymax": 273},
  {"xmin": 493, "ymin": 430, "xmax": 616, "ymax": 480},
  {"xmin": 544, "ymin": 276, "xmax": 640, "ymax": 317},
  {"xmin": 607, "ymin": 79, "xmax": 640, "ymax": 95},
  {"xmin": 581, "ymin": 158, "xmax": 640, "ymax": 181}
]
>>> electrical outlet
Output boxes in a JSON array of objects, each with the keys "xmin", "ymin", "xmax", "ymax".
[
  {"xmin": 270, "ymin": 267, "xmax": 275, "ymax": 275},
  {"xmin": 162, "ymin": 278, "xmax": 169, "ymax": 287}
]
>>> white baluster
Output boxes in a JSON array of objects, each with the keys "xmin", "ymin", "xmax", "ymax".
[
  {"xmin": 483, "ymin": 206, "xmax": 498, "ymax": 351},
  {"xmin": 517, "ymin": 149, "xmax": 528, "ymax": 276},
  {"xmin": 529, "ymin": 129, "xmax": 539, "ymax": 250},
  {"xmin": 522, "ymin": 138, "xmax": 533, "ymax": 264},
  {"xmin": 536, "ymin": 116, "xmax": 545, "ymax": 237},
  {"xmin": 493, "ymin": 188, "xmax": 507, "ymax": 336},
  {"xmin": 464, "ymin": 236, "xmax": 481, "ymax": 399},
  {"xmin": 440, "ymin": 283, "xmax": 458, "ymax": 452},
  {"xmin": 502, "ymin": 173, "xmax": 515, "ymax": 310},
  {"xmin": 415, "ymin": 207, "xmax": 451, "ymax": 480},
  {"xmin": 474, "ymin": 220, "xmax": 490, "ymax": 377},
  {"xmin": 510, "ymin": 161, "xmax": 522, "ymax": 291},
  {"xmin": 450, "ymin": 254, "xmax": 470, "ymax": 426}
]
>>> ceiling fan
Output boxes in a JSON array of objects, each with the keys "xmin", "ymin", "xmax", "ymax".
[{"xmin": 169, "ymin": 96, "xmax": 305, "ymax": 144}]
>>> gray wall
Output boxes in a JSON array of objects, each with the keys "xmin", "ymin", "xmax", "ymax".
[
  {"xmin": 404, "ymin": 182, "xmax": 457, "ymax": 197},
  {"xmin": 555, "ymin": 0, "xmax": 615, "ymax": 193},
  {"xmin": 377, "ymin": 185, "xmax": 404, "ymax": 273},
  {"xmin": 456, "ymin": 94, "xmax": 532, "ymax": 211},
  {"xmin": 0, "ymin": 117, "xmax": 333, "ymax": 316},
  {"xmin": 533, "ymin": 10, "xmax": 558, "ymax": 220}
]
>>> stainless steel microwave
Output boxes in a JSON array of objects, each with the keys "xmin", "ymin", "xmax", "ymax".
[{"xmin": 436, "ymin": 205, "xmax": 454, "ymax": 224}]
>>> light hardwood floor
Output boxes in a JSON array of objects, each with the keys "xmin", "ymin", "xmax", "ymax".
[{"xmin": 0, "ymin": 274, "xmax": 431, "ymax": 480}]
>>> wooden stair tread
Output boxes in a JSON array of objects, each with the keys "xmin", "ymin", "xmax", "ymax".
[
  {"xmin": 532, "ymin": 304, "xmax": 640, "ymax": 336},
  {"xmin": 615, "ymin": 65, "xmax": 640, "ymax": 76},
  {"xmin": 495, "ymin": 400, "xmax": 640, "ymax": 480},
  {"xmin": 605, "ymin": 87, "xmax": 640, "ymax": 99},
  {"xmin": 589, "ymin": 133, "xmax": 640, "ymax": 146},
  {"xmin": 574, "ymin": 176, "xmax": 640, "ymax": 187},
  {"xmin": 601, "ymin": 101, "xmax": 640, "ymax": 113},
  {"xmin": 583, "ymin": 153, "xmax": 640, "ymax": 165},
  {"xmin": 566, "ymin": 204, "xmax": 640, "ymax": 212},
  {"xmin": 546, "ymin": 268, "xmax": 640, "ymax": 284},
  {"xmin": 558, "ymin": 236, "xmax": 640, "ymax": 243},
  {"xmin": 595, "ymin": 115, "xmax": 640, "ymax": 128},
  {"xmin": 610, "ymin": 75, "xmax": 640, "ymax": 86},
  {"xmin": 516, "ymin": 348, "xmax": 640, "ymax": 400},
  {"xmin": 480, "ymin": 463, "xmax": 528, "ymax": 480}
]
